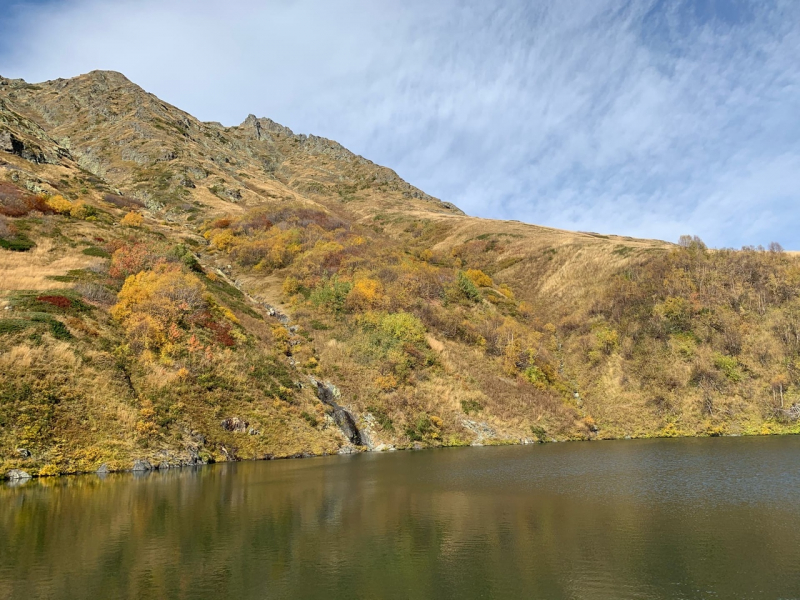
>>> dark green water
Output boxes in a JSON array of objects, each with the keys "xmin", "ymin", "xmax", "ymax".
[{"xmin": 2, "ymin": 437, "xmax": 800, "ymax": 600}]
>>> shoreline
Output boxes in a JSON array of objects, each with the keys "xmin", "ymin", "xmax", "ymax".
[{"xmin": 4, "ymin": 429, "xmax": 798, "ymax": 484}]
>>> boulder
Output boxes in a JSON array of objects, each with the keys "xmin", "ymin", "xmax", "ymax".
[
  {"xmin": 6, "ymin": 469, "xmax": 31, "ymax": 481},
  {"xmin": 96, "ymin": 464, "xmax": 109, "ymax": 474},
  {"xmin": 132, "ymin": 460, "xmax": 153, "ymax": 472}
]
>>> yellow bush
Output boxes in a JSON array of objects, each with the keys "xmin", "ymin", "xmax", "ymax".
[
  {"xmin": 69, "ymin": 200, "xmax": 90, "ymax": 219},
  {"xmin": 465, "ymin": 269, "xmax": 493, "ymax": 288},
  {"xmin": 211, "ymin": 229, "xmax": 236, "ymax": 251},
  {"xmin": 112, "ymin": 264, "xmax": 205, "ymax": 350},
  {"xmin": 379, "ymin": 312, "xmax": 427, "ymax": 345},
  {"xmin": 375, "ymin": 373, "xmax": 398, "ymax": 391},
  {"xmin": 283, "ymin": 276, "xmax": 300, "ymax": 296},
  {"xmin": 37, "ymin": 464, "xmax": 61, "ymax": 477},
  {"xmin": 498, "ymin": 283, "xmax": 515, "ymax": 299},
  {"xmin": 121, "ymin": 211, "xmax": 143, "ymax": 227},
  {"xmin": 347, "ymin": 278, "xmax": 387, "ymax": 311},
  {"xmin": 46, "ymin": 195, "xmax": 73, "ymax": 214}
]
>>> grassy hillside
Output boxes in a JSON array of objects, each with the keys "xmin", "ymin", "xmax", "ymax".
[{"xmin": 1, "ymin": 71, "xmax": 798, "ymax": 478}]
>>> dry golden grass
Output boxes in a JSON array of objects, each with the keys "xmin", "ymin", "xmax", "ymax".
[{"xmin": 0, "ymin": 238, "xmax": 104, "ymax": 291}]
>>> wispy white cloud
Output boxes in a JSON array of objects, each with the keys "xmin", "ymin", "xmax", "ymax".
[{"xmin": 1, "ymin": 0, "xmax": 798, "ymax": 247}]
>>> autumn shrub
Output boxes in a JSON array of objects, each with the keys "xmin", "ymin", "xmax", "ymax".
[
  {"xmin": 405, "ymin": 413, "xmax": 440, "ymax": 442},
  {"xmin": 69, "ymin": 200, "xmax": 96, "ymax": 219},
  {"xmin": 375, "ymin": 373, "xmax": 398, "ymax": 391},
  {"xmin": 36, "ymin": 295, "xmax": 72, "ymax": 309},
  {"xmin": 346, "ymin": 278, "xmax": 387, "ymax": 311},
  {"xmin": 378, "ymin": 312, "xmax": 427, "ymax": 346},
  {"xmin": 465, "ymin": 268, "xmax": 493, "ymax": 288},
  {"xmin": 45, "ymin": 195, "xmax": 73, "ymax": 214},
  {"xmin": 121, "ymin": 211, "xmax": 143, "ymax": 227},
  {"xmin": 111, "ymin": 264, "xmax": 206, "ymax": 350},
  {"xmin": 0, "ymin": 182, "xmax": 33, "ymax": 216},
  {"xmin": 109, "ymin": 243, "xmax": 151, "ymax": 280}
]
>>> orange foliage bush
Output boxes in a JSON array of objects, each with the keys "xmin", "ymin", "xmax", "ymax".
[{"xmin": 109, "ymin": 243, "xmax": 151, "ymax": 279}]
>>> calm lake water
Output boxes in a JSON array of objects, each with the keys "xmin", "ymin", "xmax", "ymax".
[{"xmin": 2, "ymin": 437, "xmax": 800, "ymax": 600}]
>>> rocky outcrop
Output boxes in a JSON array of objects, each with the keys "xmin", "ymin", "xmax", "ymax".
[
  {"xmin": 309, "ymin": 377, "xmax": 362, "ymax": 446},
  {"xmin": 241, "ymin": 114, "xmax": 295, "ymax": 139},
  {"xmin": 220, "ymin": 417, "xmax": 249, "ymax": 433}
]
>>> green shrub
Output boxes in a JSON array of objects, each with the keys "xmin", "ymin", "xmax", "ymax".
[
  {"xmin": 367, "ymin": 405, "xmax": 394, "ymax": 431},
  {"xmin": 310, "ymin": 277, "xmax": 352, "ymax": 313},
  {"xmin": 530, "ymin": 425, "xmax": 548, "ymax": 442},
  {"xmin": 82, "ymin": 246, "xmax": 111, "ymax": 258},
  {"xmin": 713, "ymin": 353, "xmax": 742, "ymax": 382},
  {"xmin": 457, "ymin": 271, "xmax": 481, "ymax": 301},
  {"xmin": 300, "ymin": 411, "xmax": 318, "ymax": 427},
  {"xmin": 0, "ymin": 234, "xmax": 35, "ymax": 252},
  {"xmin": 0, "ymin": 319, "xmax": 32, "ymax": 335},
  {"xmin": 461, "ymin": 399, "xmax": 483, "ymax": 414}
]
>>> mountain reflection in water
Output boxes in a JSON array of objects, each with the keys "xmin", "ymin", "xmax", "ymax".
[{"xmin": 2, "ymin": 437, "xmax": 799, "ymax": 600}]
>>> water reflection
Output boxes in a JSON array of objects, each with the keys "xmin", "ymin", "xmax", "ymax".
[{"xmin": 2, "ymin": 437, "xmax": 799, "ymax": 599}]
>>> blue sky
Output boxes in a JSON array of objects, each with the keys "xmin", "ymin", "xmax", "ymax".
[{"xmin": 1, "ymin": 0, "xmax": 798, "ymax": 248}]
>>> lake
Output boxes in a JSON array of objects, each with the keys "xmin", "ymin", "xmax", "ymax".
[{"xmin": 2, "ymin": 437, "xmax": 799, "ymax": 599}]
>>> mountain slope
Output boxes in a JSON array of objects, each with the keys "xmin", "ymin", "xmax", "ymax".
[{"xmin": 1, "ymin": 71, "xmax": 798, "ymax": 478}]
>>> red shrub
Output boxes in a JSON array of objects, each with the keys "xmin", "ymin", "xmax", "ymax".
[
  {"xmin": 193, "ymin": 311, "xmax": 236, "ymax": 346},
  {"xmin": 37, "ymin": 295, "xmax": 72, "ymax": 308}
]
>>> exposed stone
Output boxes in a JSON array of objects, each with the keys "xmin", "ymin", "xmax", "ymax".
[
  {"xmin": 221, "ymin": 417, "xmax": 249, "ymax": 432},
  {"xmin": 96, "ymin": 464, "xmax": 109, "ymax": 474},
  {"xmin": 309, "ymin": 376, "xmax": 363, "ymax": 446},
  {"xmin": 132, "ymin": 459, "xmax": 153, "ymax": 471},
  {"xmin": 16, "ymin": 448, "xmax": 31, "ymax": 458},
  {"xmin": 6, "ymin": 469, "xmax": 31, "ymax": 481}
]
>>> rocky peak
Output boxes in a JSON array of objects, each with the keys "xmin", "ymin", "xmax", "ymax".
[{"xmin": 241, "ymin": 114, "xmax": 295, "ymax": 140}]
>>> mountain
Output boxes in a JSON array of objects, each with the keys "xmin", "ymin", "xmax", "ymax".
[{"xmin": 1, "ymin": 71, "xmax": 798, "ymax": 478}]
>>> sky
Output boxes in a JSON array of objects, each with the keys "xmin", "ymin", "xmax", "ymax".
[{"xmin": 0, "ymin": 0, "xmax": 798, "ymax": 248}]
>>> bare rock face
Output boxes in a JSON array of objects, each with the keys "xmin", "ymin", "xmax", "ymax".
[
  {"xmin": 221, "ymin": 417, "xmax": 249, "ymax": 433},
  {"xmin": 309, "ymin": 377, "xmax": 362, "ymax": 446},
  {"xmin": 241, "ymin": 114, "xmax": 295, "ymax": 139},
  {"xmin": 132, "ymin": 460, "xmax": 153, "ymax": 472}
]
